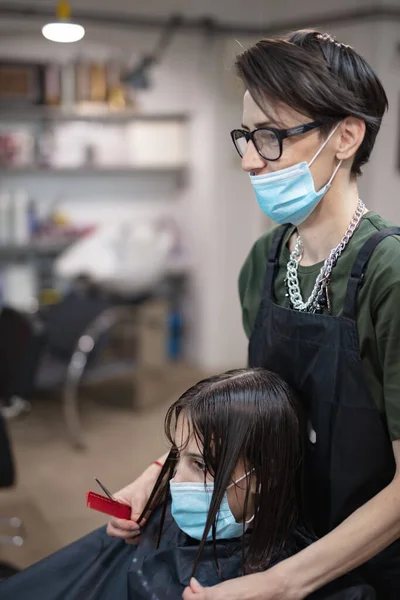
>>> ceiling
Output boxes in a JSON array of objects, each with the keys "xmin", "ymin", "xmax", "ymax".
[
  {"xmin": 0, "ymin": 0, "xmax": 393, "ymax": 31},
  {"xmin": 0, "ymin": 0, "xmax": 398, "ymax": 48}
]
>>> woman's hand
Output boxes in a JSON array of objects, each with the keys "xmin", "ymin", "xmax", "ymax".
[
  {"xmin": 182, "ymin": 570, "xmax": 298, "ymax": 600},
  {"xmin": 106, "ymin": 457, "xmax": 166, "ymax": 543}
]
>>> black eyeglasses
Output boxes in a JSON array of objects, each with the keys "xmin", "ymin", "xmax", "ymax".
[{"xmin": 230, "ymin": 121, "xmax": 321, "ymax": 161}]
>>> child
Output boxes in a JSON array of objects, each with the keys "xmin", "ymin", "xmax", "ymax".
[{"xmin": 0, "ymin": 369, "xmax": 375, "ymax": 599}]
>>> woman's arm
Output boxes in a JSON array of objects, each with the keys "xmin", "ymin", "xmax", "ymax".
[
  {"xmin": 106, "ymin": 453, "xmax": 168, "ymax": 541},
  {"xmin": 183, "ymin": 441, "xmax": 400, "ymax": 600}
]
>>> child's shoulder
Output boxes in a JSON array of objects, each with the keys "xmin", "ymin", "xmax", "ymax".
[{"xmin": 270, "ymin": 525, "xmax": 316, "ymax": 567}]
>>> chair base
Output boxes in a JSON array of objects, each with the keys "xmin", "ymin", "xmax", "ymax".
[
  {"xmin": 0, "ymin": 516, "xmax": 24, "ymax": 547},
  {"xmin": 0, "ymin": 396, "xmax": 31, "ymax": 419},
  {"xmin": 0, "ymin": 561, "xmax": 20, "ymax": 581}
]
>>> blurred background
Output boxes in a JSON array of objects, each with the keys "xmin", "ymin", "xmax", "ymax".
[{"xmin": 0, "ymin": 0, "xmax": 399, "ymax": 576}]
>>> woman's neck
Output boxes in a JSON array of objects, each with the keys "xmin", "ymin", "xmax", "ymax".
[{"xmin": 293, "ymin": 178, "xmax": 362, "ymax": 266}]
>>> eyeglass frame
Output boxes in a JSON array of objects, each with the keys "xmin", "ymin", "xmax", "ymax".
[{"xmin": 230, "ymin": 121, "xmax": 322, "ymax": 161}]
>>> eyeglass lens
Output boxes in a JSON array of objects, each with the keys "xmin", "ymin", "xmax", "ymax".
[{"xmin": 234, "ymin": 129, "xmax": 281, "ymax": 160}]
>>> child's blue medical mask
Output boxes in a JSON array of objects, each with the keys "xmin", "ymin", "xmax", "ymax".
[
  {"xmin": 170, "ymin": 472, "xmax": 254, "ymax": 541},
  {"xmin": 249, "ymin": 123, "xmax": 342, "ymax": 226}
]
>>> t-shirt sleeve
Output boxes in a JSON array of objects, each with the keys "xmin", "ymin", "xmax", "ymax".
[
  {"xmin": 238, "ymin": 245, "xmax": 256, "ymax": 340},
  {"xmin": 238, "ymin": 232, "xmax": 272, "ymax": 340},
  {"xmin": 372, "ymin": 252, "xmax": 400, "ymax": 441}
]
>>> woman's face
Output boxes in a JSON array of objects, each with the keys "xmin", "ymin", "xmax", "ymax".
[
  {"xmin": 173, "ymin": 415, "xmax": 255, "ymax": 523},
  {"xmin": 240, "ymin": 90, "xmax": 340, "ymax": 192}
]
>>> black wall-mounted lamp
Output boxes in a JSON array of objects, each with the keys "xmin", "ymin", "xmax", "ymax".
[{"xmin": 123, "ymin": 15, "xmax": 183, "ymax": 90}]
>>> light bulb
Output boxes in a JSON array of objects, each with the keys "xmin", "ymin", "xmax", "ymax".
[
  {"xmin": 42, "ymin": 1, "xmax": 84, "ymax": 43},
  {"xmin": 42, "ymin": 22, "xmax": 85, "ymax": 43}
]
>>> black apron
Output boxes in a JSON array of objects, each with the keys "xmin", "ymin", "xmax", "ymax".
[{"xmin": 248, "ymin": 225, "xmax": 400, "ymax": 599}]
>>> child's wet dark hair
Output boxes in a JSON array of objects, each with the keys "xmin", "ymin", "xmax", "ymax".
[{"xmin": 138, "ymin": 368, "xmax": 309, "ymax": 577}]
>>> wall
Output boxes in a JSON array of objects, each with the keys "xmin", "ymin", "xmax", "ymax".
[
  {"xmin": 322, "ymin": 19, "xmax": 400, "ymax": 218},
  {"xmin": 0, "ymin": 27, "xmax": 262, "ymax": 370},
  {"xmin": 0, "ymin": 4, "xmax": 399, "ymax": 371},
  {"xmin": 192, "ymin": 16, "xmax": 400, "ymax": 371},
  {"xmin": 140, "ymin": 32, "xmax": 264, "ymax": 370},
  {"xmin": 368, "ymin": 20, "xmax": 400, "ymax": 222}
]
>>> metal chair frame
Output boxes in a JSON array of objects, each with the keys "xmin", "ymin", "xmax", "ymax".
[{"xmin": 63, "ymin": 306, "xmax": 137, "ymax": 449}]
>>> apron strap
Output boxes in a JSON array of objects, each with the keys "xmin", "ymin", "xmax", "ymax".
[
  {"xmin": 264, "ymin": 225, "xmax": 291, "ymax": 298},
  {"xmin": 343, "ymin": 226, "xmax": 400, "ymax": 320}
]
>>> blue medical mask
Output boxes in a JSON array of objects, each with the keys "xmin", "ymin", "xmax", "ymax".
[
  {"xmin": 249, "ymin": 123, "xmax": 342, "ymax": 226},
  {"xmin": 170, "ymin": 472, "xmax": 254, "ymax": 541}
]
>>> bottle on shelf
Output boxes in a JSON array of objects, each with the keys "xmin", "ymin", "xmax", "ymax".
[
  {"xmin": 106, "ymin": 61, "xmax": 126, "ymax": 110},
  {"xmin": 75, "ymin": 60, "xmax": 91, "ymax": 103},
  {"xmin": 90, "ymin": 63, "xmax": 107, "ymax": 102},
  {"xmin": 0, "ymin": 191, "xmax": 12, "ymax": 245},
  {"xmin": 44, "ymin": 64, "xmax": 61, "ymax": 106},
  {"xmin": 36, "ymin": 124, "xmax": 54, "ymax": 168},
  {"xmin": 27, "ymin": 199, "xmax": 39, "ymax": 239},
  {"xmin": 167, "ymin": 307, "xmax": 183, "ymax": 361},
  {"xmin": 61, "ymin": 63, "xmax": 76, "ymax": 110},
  {"xmin": 12, "ymin": 189, "xmax": 30, "ymax": 246}
]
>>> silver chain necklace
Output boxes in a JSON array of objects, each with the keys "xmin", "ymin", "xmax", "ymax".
[{"xmin": 286, "ymin": 199, "xmax": 366, "ymax": 313}]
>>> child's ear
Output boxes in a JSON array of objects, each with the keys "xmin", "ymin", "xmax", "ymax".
[{"xmin": 249, "ymin": 473, "xmax": 258, "ymax": 495}]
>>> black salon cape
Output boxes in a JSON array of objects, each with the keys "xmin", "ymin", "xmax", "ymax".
[{"xmin": 0, "ymin": 504, "xmax": 376, "ymax": 600}]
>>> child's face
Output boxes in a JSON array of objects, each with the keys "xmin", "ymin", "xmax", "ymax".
[{"xmin": 173, "ymin": 416, "xmax": 255, "ymax": 524}]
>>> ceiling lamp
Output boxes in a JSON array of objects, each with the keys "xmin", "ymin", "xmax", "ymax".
[{"xmin": 42, "ymin": 1, "xmax": 85, "ymax": 43}]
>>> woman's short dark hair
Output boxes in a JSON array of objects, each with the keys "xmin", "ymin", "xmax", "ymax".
[
  {"xmin": 138, "ymin": 368, "xmax": 309, "ymax": 578},
  {"xmin": 235, "ymin": 29, "xmax": 388, "ymax": 176}
]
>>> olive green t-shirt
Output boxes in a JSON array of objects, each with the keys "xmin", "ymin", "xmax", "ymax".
[{"xmin": 239, "ymin": 212, "xmax": 400, "ymax": 441}]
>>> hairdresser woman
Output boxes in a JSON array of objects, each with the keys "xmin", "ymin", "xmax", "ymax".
[{"xmin": 107, "ymin": 30, "xmax": 400, "ymax": 599}]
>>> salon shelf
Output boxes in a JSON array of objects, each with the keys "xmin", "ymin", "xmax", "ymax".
[
  {"xmin": 0, "ymin": 239, "xmax": 77, "ymax": 258},
  {"xmin": 0, "ymin": 165, "xmax": 188, "ymax": 190},
  {"xmin": 0, "ymin": 242, "xmax": 191, "ymax": 276},
  {"xmin": 0, "ymin": 165, "xmax": 187, "ymax": 176},
  {"xmin": 0, "ymin": 107, "xmax": 189, "ymax": 123}
]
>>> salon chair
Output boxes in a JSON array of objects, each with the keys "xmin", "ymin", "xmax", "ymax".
[
  {"xmin": 0, "ymin": 406, "xmax": 22, "ymax": 581},
  {"xmin": 45, "ymin": 219, "xmax": 175, "ymax": 448},
  {"xmin": 13, "ymin": 218, "xmax": 173, "ymax": 448},
  {"xmin": 0, "ymin": 307, "xmax": 30, "ymax": 578},
  {"xmin": 0, "ymin": 307, "xmax": 33, "ymax": 418},
  {"xmin": 18, "ymin": 285, "xmax": 141, "ymax": 449},
  {"xmin": 0, "ymin": 307, "xmax": 31, "ymax": 579}
]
